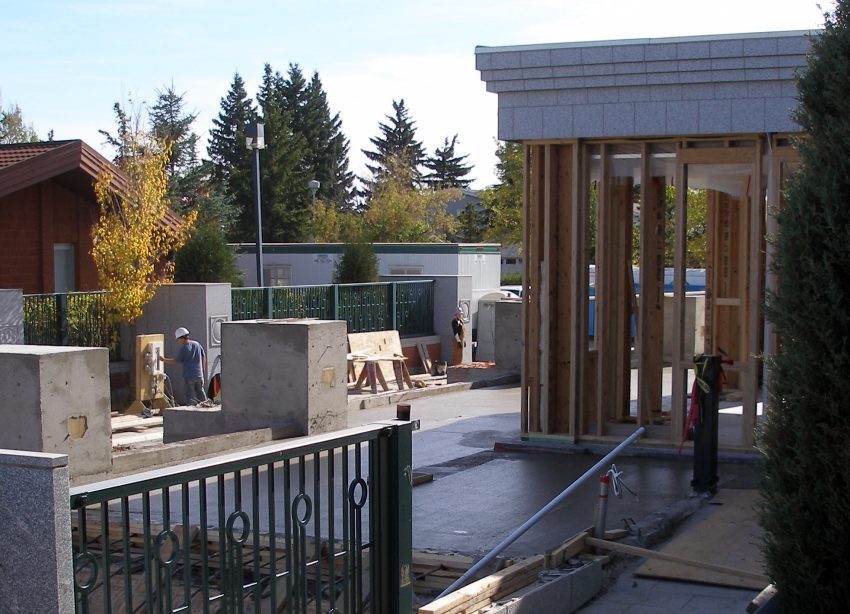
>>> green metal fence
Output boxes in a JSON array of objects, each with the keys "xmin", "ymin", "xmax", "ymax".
[
  {"xmin": 232, "ymin": 281, "xmax": 435, "ymax": 337},
  {"xmin": 69, "ymin": 421, "xmax": 414, "ymax": 613},
  {"xmin": 23, "ymin": 291, "xmax": 121, "ymax": 360}
]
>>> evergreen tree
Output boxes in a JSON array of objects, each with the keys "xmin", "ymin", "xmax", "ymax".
[
  {"xmin": 333, "ymin": 241, "xmax": 378, "ymax": 284},
  {"xmin": 362, "ymin": 99, "xmax": 425, "ymax": 191},
  {"xmin": 256, "ymin": 64, "xmax": 309, "ymax": 242},
  {"xmin": 149, "ymin": 84, "xmax": 203, "ymax": 211},
  {"xmin": 760, "ymin": 5, "xmax": 850, "ymax": 610},
  {"xmin": 424, "ymin": 134, "xmax": 473, "ymax": 188},
  {"xmin": 452, "ymin": 202, "xmax": 491, "ymax": 243},
  {"xmin": 207, "ymin": 73, "xmax": 257, "ymax": 242},
  {"xmin": 174, "ymin": 217, "xmax": 243, "ymax": 285},
  {"xmin": 303, "ymin": 71, "xmax": 356, "ymax": 208}
]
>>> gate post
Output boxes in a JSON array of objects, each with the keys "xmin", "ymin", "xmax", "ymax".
[
  {"xmin": 371, "ymin": 420, "xmax": 414, "ymax": 613},
  {"xmin": 0, "ymin": 450, "xmax": 73, "ymax": 612}
]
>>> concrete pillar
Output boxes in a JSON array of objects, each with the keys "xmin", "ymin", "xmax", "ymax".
[
  {"xmin": 221, "ymin": 319, "xmax": 348, "ymax": 436},
  {"xmin": 0, "ymin": 289, "xmax": 24, "ymax": 344},
  {"xmin": 430, "ymin": 276, "xmax": 473, "ymax": 364},
  {"xmin": 495, "ymin": 300, "xmax": 522, "ymax": 372},
  {"xmin": 134, "ymin": 283, "xmax": 231, "ymax": 405},
  {"xmin": 0, "ymin": 450, "xmax": 73, "ymax": 612},
  {"xmin": 0, "ymin": 346, "xmax": 112, "ymax": 480}
]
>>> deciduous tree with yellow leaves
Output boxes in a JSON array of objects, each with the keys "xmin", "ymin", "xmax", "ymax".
[{"xmin": 92, "ymin": 132, "xmax": 196, "ymax": 324}]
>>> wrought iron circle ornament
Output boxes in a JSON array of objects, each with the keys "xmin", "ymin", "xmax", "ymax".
[
  {"xmin": 348, "ymin": 477, "xmax": 368, "ymax": 509},
  {"xmin": 225, "ymin": 510, "xmax": 251, "ymax": 545},
  {"xmin": 73, "ymin": 551, "xmax": 99, "ymax": 592},
  {"xmin": 292, "ymin": 493, "xmax": 313, "ymax": 526},
  {"xmin": 154, "ymin": 529, "xmax": 181, "ymax": 566}
]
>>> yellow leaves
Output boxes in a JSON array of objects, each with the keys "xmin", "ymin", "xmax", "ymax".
[{"xmin": 91, "ymin": 136, "xmax": 196, "ymax": 324}]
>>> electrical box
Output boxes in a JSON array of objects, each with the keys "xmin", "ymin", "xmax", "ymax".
[{"xmin": 126, "ymin": 333, "xmax": 168, "ymax": 414}]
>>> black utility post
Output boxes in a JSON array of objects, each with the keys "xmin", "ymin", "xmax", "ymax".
[
  {"xmin": 246, "ymin": 121, "xmax": 266, "ymax": 288},
  {"xmin": 691, "ymin": 354, "xmax": 721, "ymax": 494}
]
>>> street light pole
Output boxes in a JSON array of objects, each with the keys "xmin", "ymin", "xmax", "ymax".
[{"xmin": 246, "ymin": 122, "xmax": 266, "ymax": 286}]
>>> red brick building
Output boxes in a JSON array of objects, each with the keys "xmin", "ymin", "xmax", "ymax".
[{"xmin": 0, "ymin": 140, "xmax": 121, "ymax": 294}]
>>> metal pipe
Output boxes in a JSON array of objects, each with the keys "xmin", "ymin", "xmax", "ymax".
[{"xmin": 435, "ymin": 426, "xmax": 645, "ymax": 600}]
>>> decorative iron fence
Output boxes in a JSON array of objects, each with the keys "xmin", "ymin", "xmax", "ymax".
[
  {"xmin": 232, "ymin": 281, "xmax": 435, "ymax": 337},
  {"xmin": 23, "ymin": 291, "xmax": 121, "ymax": 360},
  {"xmin": 69, "ymin": 421, "xmax": 414, "ymax": 613}
]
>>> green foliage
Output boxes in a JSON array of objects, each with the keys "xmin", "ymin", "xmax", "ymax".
[
  {"xmin": 362, "ymin": 99, "xmax": 426, "ymax": 192},
  {"xmin": 173, "ymin": 217, "xmax": 243, "ymax": 285},
  {"xmin": 0, "ymin": 94, "xmax": 39, "ymax": 143},
  {"xmin": 452, "ymin": 202, "xmax": 490, "ymax": 243},
  {"xmin": 482, "ymin": 141, "xmax": 523, "ymax": 246},
  {"xmin": 760, "ymin": 6, "xmax": 850, "ymax": 610},
  {"xmin": 629, "ymin": 185, "xmax": 707, "ymax": 267},
  {"xmin": 501, "ymin": 272, "xmax": 522, "ymax": 285},
  {"xmin": 424, "ymin": 134, "xmax": 473, "ymax": 188},
  {"xmin": 149, "ymin": 84, "xmax": 201, "ymax": 209},
  {"xmin": 333, "ymin": 242, "xmax": 379, "ymax": 284}
]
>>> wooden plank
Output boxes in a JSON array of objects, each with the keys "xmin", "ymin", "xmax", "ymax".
[
  {"xmin": 670, "ymin": 149, "xmax": 686, "ymax": 444},
  {"xmin": 545, "ymin": 529, "xmax": 588, "ymax": 568},
  {"xmin": 348, "ymin": 330, "xmax": 406, "ymax": 383},
  {"xmin": 521, "ymin": 144, "xmax": 531, "ymax": 437},
  {"xmin": 569, "ymin": 142, "xmax": 586, "ymax": 439},
  {"xmin": 585, "ymin": 537, "xmax": 769, "ymax": 585},
  {"xmin": 594, "ymin": 144, "xmax": 611, "ymax": 437},
  {"xmin": 678, "ymin": 147, "xmax": 757, "ymax": 165},
  {"xmin": 417, "ymin": 342, "xmax": 433, "ymax": 375},
  {"xmin": 418, "ymin": 555, "xmax": 544, "ymax": 614},
  {"xmin": 541, "ymin": 144, "xmax": 557, "ymax": 433},
  {"xmin": 526, "ymin": 145, "xmax": 543, "ymax": 434},
  {"xmin": 634, "ymin": 489, "xmax": 767, "ymax": 589},
  {"xmin": 743, "ymin": 144, "xmax": 764, "ymax": 447},
  {"xmin": 555, "ymin": 144, "xmax": 574, "ymax": 435}
]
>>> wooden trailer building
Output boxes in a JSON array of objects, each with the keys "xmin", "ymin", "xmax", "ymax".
[{"xmin": 476, "ymin": 31, "xmax": 813, "ymax": 448}]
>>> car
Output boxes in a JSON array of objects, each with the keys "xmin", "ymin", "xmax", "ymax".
[{"xmin": 500, "ymin": 285, "xmax": 523, "ymax": 298}]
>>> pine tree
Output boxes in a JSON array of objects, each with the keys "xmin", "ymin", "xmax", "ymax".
[
  {"xmin": 424, "ymin": 134, "xmax": 473, "ymax": 188},
  {"xmin": 149, "ymin": 84, "xmax": 201, "ymax": 210},
  {"xmin": 303, "ymin": 71, "xmax": 356, "ymax": 209},
  {"xmin": 481, "ymin": 141, "xmax": 523, "ymax": 246},
  {"xmin": 362, "ymin": 99, "xmax": 426, "ymax": 191},
  {"xmin": 207, "ymin": 73, "xmax": 257, "ymax": 242},
  {"xmin": 760, "ymin": 6, "xmax": 850, "ymax": 610}
]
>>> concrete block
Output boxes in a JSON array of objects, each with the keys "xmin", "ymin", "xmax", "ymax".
[
  {"xmin": 745, "ymin": 55, "xmax": 779, "ymax": 69},
  {"xmin": 584, "ymin": 74, "xmax": 617, "ymax": 88},
  {"xmin": 776, "ymin": 34, "xmax": 812, "ymax": 55},
  {"xmin": 650, "ymin": 84, "xmax": 683, "ymax": 101},
  {"xmin": 543, "ymin": 106, "xmax": 573, "ymax": 137},
  {"xmin": 557, "ymin": 89, "xmax": 589, "ymax": 105},
  {"xmin": 714, "ymin": 82, "xmax": 749, "ymax": 99},
  {"xmin": 731, "ymin": 98, "xmax": 766, "ymax": 132},
  {"xmin": 513, "ymin": 107, "xmax": 544, "ymax": 139},
  {"xmin": 588, "ymin": 88, "xmax": 620, "ymax": 104},
  {"xmin": 0, "ymin": 289, "xmax": 23, "ymax": 344},
  {"xmin": 522, "ymin": 67, "xmax": 554, "ymax": 80},
  {"xmin": 572, "ymin": 105, "xmax": 604, "ymax": 137},
  {"xmin": 743, "ymin": 37, "xmax": 778, "ymax": 57},
  {"xmin": 682, "ymin": 83, "xmax": 715, "ymax": 100},
  {"xmin": 0, "ymin": 451, "xmax": 73, "ymax": 613},
  {"xmin": 520, "ymin": 49, "xmax": 552, "ymax": 68},
  {"xmin": 613, "ymin": 44, "xmax": 646, "ymax": 63},
  {"xmin": 711, "ymin": 57, "xmax": 746, "ymax": 70},
  {"xmin": 583, "ymin": 63, "xmax": 614, "ymax": 77},
  {"xmin": 221, "ymin": 319, "xmax": 348, "ymax": 437},
  {"xmin": 550, "ymin": 47, "xmax": 583, "ymax": 66},
  {"xmin": 484, "ymin": 560, "xmax": 602, "ymax": 614},
  {"xmin": 745, "ymin": 67, "xmax": 780, "ymax": 81},
  {"xmin": 635, "ymin": 101, "xmax": 668, "ymax": 135},
  {"xmin": 552, "ymin": 65, "xmax": 583, "ymax": 78},
  {"xmin": 711, "ymin": 69, "xmax": 748, "ymax": 83},
  {"xmin": 678, "ymin": 58, "xmax": 712, "ymax": 73},
  {"xmin": 618, "ymin": 85, "xmax": 651, "ymax": 102},
  {"xmin": 699, "ymin": 99, "xmax": 732, "ymax": 133},
  {"xmin": 499, "ymin": 91, "xmax": 528, "ymax": 108},
  {"xmin": 646, "ymin": 60, "xmax": 679, "ymax": 73},
  {"xmin": 581, "ymin": 45, "xmax": 614, "ymax": 64},
  {"xmin": 0, "ymin": 346, "xmax": 111, "ymax": 478},
  {"xmin": 764, "ymin": 97, "xmax": 799, "ymax": 132},
  {"xmin": 523, "ymin": 78, "xmax": 554, "ymax": 91},
  {"xmin": 498, "ymin": 109, "xmax": 515, "ymax": 140},
  {"xmin": 666, "ymin": 100, "xmax": 700, "ymax": 134},
  {"xmin": 614, "ymin": 73, "xmax": 647, "ymax": 87},
  {"xmin": 603, "ymin": 103, "xmax": 636, "ymax": 136},
  {"xmin": 475, "ymin": 51, "xmax": 492, "ymax": 71},
  {"xmin": 527, "ymin": 91, "xmax": 557, "ymax": 106},
  {"xmin": 492, "ymin": 51, "xmax": 522, "ymax": 69},
  {"xmin": 747, "ymin": 81, "xmax": 784, "ymax": 98},
  {"xmin": 676, "ymin": 41, "xmax": 711, "ymax": 60},
  {"xmin": 709, "ymin": 39, "xmax": 744, "ymax": 58},
  {"xmin": 645, "ymin": 43, "xmax": 678, "ymax": 61}
]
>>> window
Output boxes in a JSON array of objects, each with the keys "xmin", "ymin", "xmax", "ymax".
[
  {"xmin": 388, "ymin": 265, "xmax": 423, "ymax": 275},
  {"xmin": 54, "ymin": 243, "xmax": 75, "ymax": 292},
  {"xmin": 264, "ymin": 265, "xmax": 291, "ymax": 287}
]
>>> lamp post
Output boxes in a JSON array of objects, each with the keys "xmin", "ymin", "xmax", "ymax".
[
  {"xmin": 246, "ymin": 121, "xmax": 266, "ymax": 286},
  {"xmin": 308, "ymin": 179, "xmax": 320, "ymax": 202}
]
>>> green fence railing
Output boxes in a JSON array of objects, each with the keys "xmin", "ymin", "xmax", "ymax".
[
  {"xmin": 232, "ymin": 280, "xmax": 435, "ymax": 337},
  {"xmin": 69, "ymin": 421, "xmax": 414, "ymax": 613},
  {"xmin": 23, "ymin": 291, "xmax": 121, "ymax": 360}
]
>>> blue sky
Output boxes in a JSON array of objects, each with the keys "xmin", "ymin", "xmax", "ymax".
[{"xmin": 2, "ymin": 0, "xmax": 828, "ymax": 188}]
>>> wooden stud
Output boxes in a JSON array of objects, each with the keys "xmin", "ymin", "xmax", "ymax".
[
  {"xmin": 743, "ymin": 140, "xmax": 764, "ymax": 446},
  {"xmin": 569, "ymin": 142, "xmax": 586, "ymax": 440},
  {"xmin": 670, "ymin": 149, "xmax": 686, "ymax": 443}
]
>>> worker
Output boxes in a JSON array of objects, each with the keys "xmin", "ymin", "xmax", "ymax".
[
  {"xmin": 451, "ymin": 308, "xmax": 466, "ymax": 366},
  {"xmin": 159, "ymin": 326, "xmax": 207, "ymax": 405}
]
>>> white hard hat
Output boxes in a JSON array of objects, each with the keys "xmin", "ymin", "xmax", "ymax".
[{"xmin": 174, "ymin": 327, "xmax": 190, "ymax": 339}]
